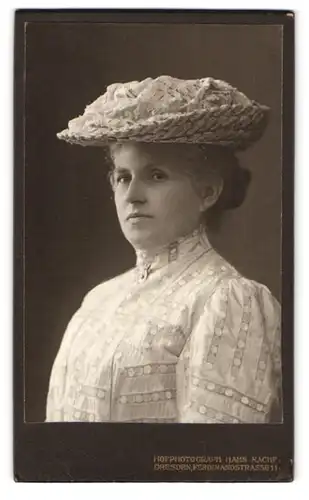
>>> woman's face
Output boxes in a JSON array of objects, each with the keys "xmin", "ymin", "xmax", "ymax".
[{"xmin": 111, "ymin": 142, "xmax": 213, "ymax": 251}]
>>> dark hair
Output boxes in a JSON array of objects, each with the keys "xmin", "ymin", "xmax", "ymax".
[{"xmin": 198, "ymin": 145, "xmax": 252, "ymax": 231}]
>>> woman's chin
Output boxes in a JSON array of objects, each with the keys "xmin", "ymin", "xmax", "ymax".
[{"xmin": 124, "ymin": 229, "xmax": 164, "ymax": 251}]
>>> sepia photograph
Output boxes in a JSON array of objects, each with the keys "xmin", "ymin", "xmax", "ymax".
[{"xmin": 14, "ymin": 9, "xmax": 293, "ymax": 481}]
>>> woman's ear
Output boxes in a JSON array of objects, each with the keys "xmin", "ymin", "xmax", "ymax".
[{"xmin": 199, "ymin": 177, "xmax": 223, "ymax": 212}]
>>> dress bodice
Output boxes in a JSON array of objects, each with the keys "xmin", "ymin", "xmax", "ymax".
[{"xmin": 46, "ymin": 228, "xmax": 282, "ymax": 423}]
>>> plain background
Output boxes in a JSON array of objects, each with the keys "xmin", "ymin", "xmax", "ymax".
[
  {"xmin": 24, "ymin": 21, "xmax": 283, "ymax": 422},
  {"xmin": 1, "ymin": 0, "xmax": 308, "ymax": 498}
]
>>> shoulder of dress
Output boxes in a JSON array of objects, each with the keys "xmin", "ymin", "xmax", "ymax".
[
  {"xmin": 201, "ymin": 274, "xmax": 281, "ymax": 324},
  {"xmin": 197, "ymin": 250, "xmax": 239, "ymax": 279},
  {"xmin": 194, "ymin": 252, "xmax": 280, "ymax": 311},
  {"xmin": 81, "ymin": 268, "xmax": 135, "ymax": 309},
  {"xmin": 227, "ymin": 275, "xmax": 280, "ymax": 305}
]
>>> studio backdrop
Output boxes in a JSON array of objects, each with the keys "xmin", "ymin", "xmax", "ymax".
[{"xmin": 24, "ymin": 21, "xmax": 282, "ymax": 422}]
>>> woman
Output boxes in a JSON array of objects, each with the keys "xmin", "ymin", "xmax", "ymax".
[{"xmin": 46, "ymin": 76, "xmax": 282, "ymax": 423}]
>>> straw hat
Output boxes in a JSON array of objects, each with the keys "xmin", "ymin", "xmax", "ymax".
[{"xmin": 57, "ymin": 75, "xmax": 270, "ymax": 151}]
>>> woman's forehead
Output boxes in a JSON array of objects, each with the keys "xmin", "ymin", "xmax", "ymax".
[{"xmin": 111, "ymin": 142, "xmax": 201, "ymax": 171}]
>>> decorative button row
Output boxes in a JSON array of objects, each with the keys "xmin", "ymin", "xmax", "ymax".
[
  {"xmin": 191, "ymin": 375, "xmax": 266, "ymax": 413},
  {"xmin": 231, "ymin": 295, "xmax": 252, "ymax": 375},
  {"xmin": 66, "ymin": 410, "xmax": 97, "ymax": 422},
  {"xmin": 205, "ymin": 287, "xmax": 229, "ymax": 365},
  {"xmin": 168, "ymin": 243, "xmax": 178, "ymax": 262},
  {"xmin": 123, "ymin": 363, "xmax": 176, "ymax": 378},
  {"xmin": 193, "ymin": 402, "xmax": 240, "ymax": 423},
  {"xmin": 118, "ymin": 389, "xmax": 176, "ymax": 405},
  {"xmin": 256, "ymin": 341, "xmax": 270, "ymax": 381},
  {"xmin": 163, "ymin": 272, "xmax": 195, "ymax": 298}
]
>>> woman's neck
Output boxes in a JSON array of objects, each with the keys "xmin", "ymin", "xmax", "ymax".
[{"xmin": 134, "ymin": 224, "xmax": 212, "ymax": 271}]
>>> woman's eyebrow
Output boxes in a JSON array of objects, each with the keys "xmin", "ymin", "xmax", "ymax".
[
  {"xmin": 114, "ymin": 162, "xmax": 173, "ymax": 174},
  {"xmin": 114, "ymin": 162, "xmax": 158, "ymax": 173},
  {"xmin": 113, "ymin": 167, "xmax": 130, "ymax": 174},
  {"xmin": 144, "ymin": 162, "xmax": 173, "ymax": 171},
  {"xmin": 144, "ymin": 162, "xmax": 160, "ymax": 171}
]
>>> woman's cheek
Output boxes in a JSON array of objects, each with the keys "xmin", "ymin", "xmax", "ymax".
[{"xmin": 158, "ymin": 191, "xmax": 178, "ymax": 219}]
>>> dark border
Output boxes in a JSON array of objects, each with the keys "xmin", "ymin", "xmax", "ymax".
[{"xmin": 14, "ymin": 9, "xmax": 294, "ymax": 482}]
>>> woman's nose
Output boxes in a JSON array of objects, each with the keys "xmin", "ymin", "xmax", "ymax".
[{"xmin": 125, "ymin": 179, "xmax": 147, "ymax": 204}]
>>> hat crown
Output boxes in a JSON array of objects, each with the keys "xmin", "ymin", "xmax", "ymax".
[{"xmin": 85, "ymin": 75, "xmax": 253, "ymax": 122}]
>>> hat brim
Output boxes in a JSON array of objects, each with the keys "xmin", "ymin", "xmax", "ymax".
[{"xmin": 57, "ymin": 103, "xmax": 269, "ymax": 151}]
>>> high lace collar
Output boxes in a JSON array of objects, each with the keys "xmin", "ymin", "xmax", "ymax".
[{"xmin": 135, "ymin": 225, "xmax": 212, "ymax": 282}]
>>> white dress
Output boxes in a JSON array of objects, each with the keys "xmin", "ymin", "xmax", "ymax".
[{"xmin": 46, "ymin": 227, "xmax": 282, "ymax": 423}]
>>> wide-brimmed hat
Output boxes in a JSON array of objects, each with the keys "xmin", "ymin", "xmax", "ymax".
[{"xmin": 57, "ymin": 75, "xmax": 270, "ymax": 151}]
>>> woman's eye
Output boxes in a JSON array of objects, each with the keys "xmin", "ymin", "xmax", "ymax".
[
  {"xmin": 115, "ymin": 174, "xmax": 130, "ymax": 185},
  {"xmin": 151, "ymin": 171, "xmax": 167, "ymax": 181}
]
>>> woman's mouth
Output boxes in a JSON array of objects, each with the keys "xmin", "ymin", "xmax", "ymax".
[{"xmin": 127, "ymin": 213, "xmax": 153, "ymax": 220}]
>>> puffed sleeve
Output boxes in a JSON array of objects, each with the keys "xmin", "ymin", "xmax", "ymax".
[
  {"xmin": 45, "ymin": 284, "xmax": 106, "ymax": 421},
  {"xmin": 176, "ymin": 278, "xmax": 282, "ymax": 423},
  {"xmin": 45, "ymin": 306, "xmax": 85, "ymax": 421}
]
